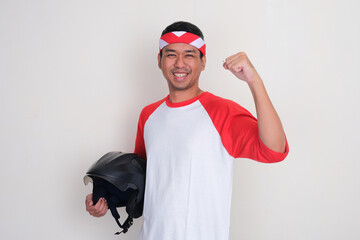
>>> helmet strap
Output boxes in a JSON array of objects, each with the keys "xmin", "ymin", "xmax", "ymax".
[
  {"xmin": 114, "ymin": 216, "xmax": 134, "ymax": 235},
  {"xmin": 107, "ymin": 196, "xmax": 134, "ymax": 235}
]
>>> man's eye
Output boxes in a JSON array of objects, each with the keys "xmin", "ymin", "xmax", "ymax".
[
  {"xmin": 167, "ymin": 54, "xmax": 176, "ymax": 57},
  {"xmin": 186, "ymin": 54, "xmax": 194, "ymax": 58}
]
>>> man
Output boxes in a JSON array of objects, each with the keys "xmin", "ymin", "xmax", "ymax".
[{"xmin": 86, "ymin": 21, "xmax": 289, "ymax": 240}]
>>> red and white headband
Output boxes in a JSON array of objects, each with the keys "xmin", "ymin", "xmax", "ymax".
[{"xmin": 159, "ymin": 31, "xmax": 206, "ymax": 56}]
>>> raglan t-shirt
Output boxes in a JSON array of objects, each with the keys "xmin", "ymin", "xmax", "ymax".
[{"xmin": 134, "ymin": 92, "xmax": 289, "ymax": 240}]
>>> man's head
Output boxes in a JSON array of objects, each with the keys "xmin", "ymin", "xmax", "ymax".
[
  {"xmin": 157, "ymin": 21, "xmax": 206, "ymax": 95},
  {"xmin": 159, "ymin": 21, "xmax": 205, "ymax": 59}
]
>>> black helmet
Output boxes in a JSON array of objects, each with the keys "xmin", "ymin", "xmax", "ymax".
[{"xmin": 84, "ymin": 152, "xmax": 146, "ymax": 235}]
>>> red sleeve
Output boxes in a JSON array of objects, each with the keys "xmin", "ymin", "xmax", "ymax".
[
  {"xmin": 133, "ymin": 98, "xmax": 166, "ymax": 160},
  {"xmin": 201, "ymin": 93, "xmax": 289, "ymax": 163},
  {"xmin": 224, "ymin": 114, "xmax": 289, "ymax": 163},
  {"xmin": 134, "ymin": 114, "xmax": 146, "ymax": 160}
]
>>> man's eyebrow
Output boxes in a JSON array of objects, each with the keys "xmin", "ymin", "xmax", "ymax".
[{"xmin": 164, "ymin": 49, "xmax": 197, "ymax": 53}]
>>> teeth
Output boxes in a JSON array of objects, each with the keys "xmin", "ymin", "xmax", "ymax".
[{"xmin": 174, "ymin": 73, "xmax": 187, "ymax": 77}]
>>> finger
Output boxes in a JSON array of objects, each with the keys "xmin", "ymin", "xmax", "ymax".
[
  {"xmin": 232, "ymin": 65, "xmax": 244, "ymax": 73},
  {"xmin": 229, "ymin": 55, "xmax": 247, "ymax": 73},
  {"xmin": 225, "ymin": 52, "xmax": 244, "ymax": 65},
  {"xmin": 86, "ymin": 194, "xmax": 94, "ymax": 207},
  {"xmin": 225, "ymin": 57, "xmax": 241, "ymax": 71},
  {"xmin": 85, "ymin": 194, "xmax": 92, "ymax": 203},
  {"xmin": 100, "ymin": 198, "xmax": 108, "ymax": 212},
  {"xmin": 91, "ymin": 199, "xmax": 108, "ymax": 217},
  {"xmin": 96, "ymin": 198, "xmax": 107, "ymax": 214},
  {"xmin": 224, "ymin": 57, "xmax": 234, "ymax": 68},
  {"xmin": 97, "ymin": 199, "xmax": 105, "ymax": 212},
  {"xmin": 224, "ymin": 58, "xmax": 238, "ymax": 70},
  {"xmin": 225, "ymin": 53, "xmax": 238, "ymax": 63},
  {"xmin": 85, "ymin": 196, "xmax": 94, "ymax": 212},
  {"xmin": 88, "ymin": 198, "xmax": 102, "ymax": 212},
  {"xmin": 86, "ymin": 202, "xmax": 94, "ymax": 213},
  {"xmin": 227, "ymin": 61, "xmax": 243, "ymax": 73},
  {"xmin": 89, "ymin": 206, "xmax": 103, "ymax": 217},
  {"xmin": 99, "ymin": 205, "xmax": 107, "ymax": 216},
  {"xmin": 96, "ymin": 198, "xmax": 105, "ymax": 209}
]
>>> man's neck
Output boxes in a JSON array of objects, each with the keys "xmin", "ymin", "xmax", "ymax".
[{"xmin": 169, "ymin": 88, "xmax": 204, "ymax": 103}]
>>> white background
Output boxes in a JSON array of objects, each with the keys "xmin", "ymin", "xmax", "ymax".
[{"xmin": 1, "ymin": 0, "xmax": 359, "ymax": 239}]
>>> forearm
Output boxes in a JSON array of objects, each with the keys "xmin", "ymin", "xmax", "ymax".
[
  {"xmin": 223, "ymin": 51, "xmax": 287, "ymax": 152},
  {"xmin": 248, "ymin": 76, "xmax": 287, "ymax": 153}
]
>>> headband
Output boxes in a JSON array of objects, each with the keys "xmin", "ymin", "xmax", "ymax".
[{"xmin": 159, "ymin": 31, "xmax": 206, "ymax": 56}]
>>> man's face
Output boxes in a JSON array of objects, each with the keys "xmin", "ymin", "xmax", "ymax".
[{"xmin": 158, "ymin": 43, "xmax": 206, "ymax": 93}]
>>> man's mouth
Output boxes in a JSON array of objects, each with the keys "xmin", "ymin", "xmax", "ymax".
[
  {"xmin": 173, "ymin": 73, "xmax": 188, "ymax": 78},
  {"xmin": 172, "ymin": 69, "xmax": 190, "ymax": 81}
]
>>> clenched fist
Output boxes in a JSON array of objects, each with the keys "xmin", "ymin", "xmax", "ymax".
[
  {"xmin": 85, "ymin": 193, "xmax": 108, "ymax": 217},
  {"xmin": 223, "ymin": 52, "xmax": 260, "ymax": 84}
]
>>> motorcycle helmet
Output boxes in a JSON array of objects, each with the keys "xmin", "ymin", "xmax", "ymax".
[{"xmin": 84, "ymin": 152, "xmax": 146, "ymax": 234}]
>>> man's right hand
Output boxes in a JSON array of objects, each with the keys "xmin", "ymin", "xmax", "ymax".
[{"xmin": 85, "ymin": 193, "xmax": 108, "ymax": 217}]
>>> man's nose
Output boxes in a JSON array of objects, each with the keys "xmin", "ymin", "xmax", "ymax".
[{"xmin": 174, "ymin": 56, "xmax": 186, "ymax": 68}]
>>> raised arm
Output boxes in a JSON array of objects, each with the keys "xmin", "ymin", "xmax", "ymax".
[{"xmin": 223, "ymin": 52, "xmax": 287, "ymax": 153}]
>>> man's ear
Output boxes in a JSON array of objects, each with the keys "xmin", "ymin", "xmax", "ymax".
[
  {"xmin": 157, "ymin": 53, "xmax": 162, "ymax": 69},
  {"xmin": 201, "ymin": 55, "xmax": 206, "ymax": 71}
]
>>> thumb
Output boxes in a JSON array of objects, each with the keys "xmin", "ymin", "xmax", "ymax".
[{"xmin": 86, "ymin": 194, "xmax": 94, "ymax": 206}]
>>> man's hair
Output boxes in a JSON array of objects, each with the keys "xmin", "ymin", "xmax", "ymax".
[{"xmin": 159, "ymin": 21, "xmax": 205, "ymax": 59}]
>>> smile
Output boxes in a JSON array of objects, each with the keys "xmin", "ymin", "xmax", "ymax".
[{"xmin": 173, "ymin": 73, "xmax": 188, "ymax": 77}]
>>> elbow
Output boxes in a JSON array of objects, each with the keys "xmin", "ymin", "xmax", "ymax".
[
  {"xmin": 269, "ymin": 140, "xmax": 287, "ymax": 153},
  {"xmin": 261, "ymin": 136, "xmax": 287, "ymax": 154},
  {"xmin": 256, "ymin": 136, "xmax": 289, "ymax": 163}
]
